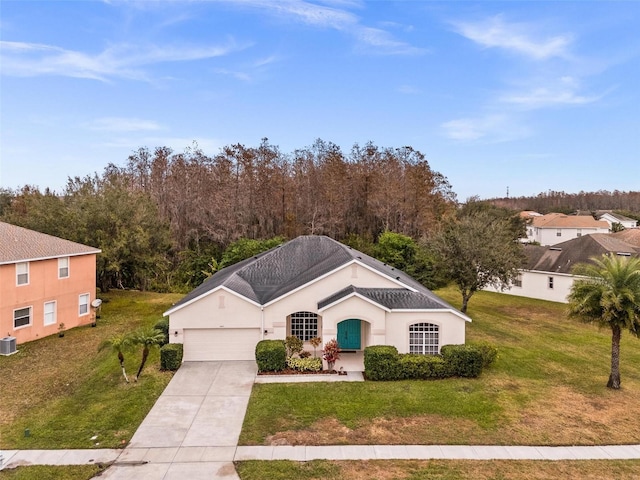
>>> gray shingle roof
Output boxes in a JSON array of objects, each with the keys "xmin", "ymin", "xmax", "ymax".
[
  {"xmin": 524, "ymin": 233, "xmax": 640, "ymax": 274},
  {"xmin": 167, "ymin": 235, "xmax": 461, "ymax": 315},
  {"xmin": 0, "ymin": 222, "xmax": 101, "ymax": 264},
  {"xmin": 318, "ymin": 285, "xmax": 452, "ymax": 310}
]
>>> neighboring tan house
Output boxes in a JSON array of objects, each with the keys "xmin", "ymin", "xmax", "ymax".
[
  {"xmin": 485, "ymin": 233, "xmax": 640, "ymax": 303},
  {"xmin": 164, "ymin": 235, "xmax": 470, "ymax": 370},
  {"xmin": 0, "ymin": 222, "xmax": 101, "ymax": 348},
  {"xmin": 525, "ymin": 213, "xmax": 609, "ymax": 246}
]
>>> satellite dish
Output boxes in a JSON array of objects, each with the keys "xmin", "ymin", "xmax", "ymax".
[{"xmin": 91, "ymin": 299, "xmax": 102, "ymax": 308}]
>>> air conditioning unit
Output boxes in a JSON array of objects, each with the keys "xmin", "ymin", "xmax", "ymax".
[{"xmin": 0, "ymin": 336, "xmax": 17, "ymax": 356}]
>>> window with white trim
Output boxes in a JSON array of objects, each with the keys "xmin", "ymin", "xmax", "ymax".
[
  {"xmin": 548, "ymin": 277, "xmax": 554, "ymax": 289},
  {"xmin": 16, "ymin": 262, "xmax": 29, "ymax": 285},
  {"xmin": 409, "ymin": 322, "xmax": 439, "ymax": 355},
  {"xmin": 14, "ymin": 306, "xmax": 32, "ymax": 329},
  {"xmin": 44, "ymin": 301, "xmax": 57, "ymax": 326},
  {"xmin": 58, "ymin": 257, "xmax": 69, "ymax": 278},
  {"xmin": 576, "ymin": 228, "xmax": 582, "ymax": 237},
  {"xmin": 289, "ymin": 311, "xmax": 319, "ymax": 341},
  {"xmin": 513, "ymin": 274, "xmax": 522, "ymax": 288},
  {"xmin": 79, "ymin": 293, "xmax": 90, "ymax": 316},
  {"xmin": 556, "ymin": 229, "xmax": 562, "ymax": 237}
]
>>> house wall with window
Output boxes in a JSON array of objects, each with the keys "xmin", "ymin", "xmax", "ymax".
[
  {"xmin": 386, "ymin": 311, "xmax": 466, "ymax": 354},
  {"xmin": 484, "ymin": 270, "xmax": 575, "ymax": 303},
  {"xmin": 0, "ymin": 254, "xmax": 98, "ymax": 344}
]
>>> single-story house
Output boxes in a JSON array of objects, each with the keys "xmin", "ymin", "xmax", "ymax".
[
  {"xmin": 164, "ymin": 235, "xmax": 470, "ymax": 370},
  {"xmin": 485, "ymin": 233, "xmax": 640, "ymax": 303}
]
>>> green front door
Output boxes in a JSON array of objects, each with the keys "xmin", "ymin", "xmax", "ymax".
[{"xmin": 337, "ymin": 319, "xmax": 361, "ymax": 350}]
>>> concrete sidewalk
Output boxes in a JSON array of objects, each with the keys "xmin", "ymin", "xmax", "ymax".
[{"xmin": 1, "ymin": 449, "xmax": 120, "ymax": 469}]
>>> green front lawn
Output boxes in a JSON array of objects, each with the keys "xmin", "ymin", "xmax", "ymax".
[
  {"xmin": 0, "ymin": 465, "xmax": 106, "ymax": 480},
  {"xmin": 0, "ymin": 291, "xmax": 181, "ymax": 449},
  {"xmin": 240, "ymin": 287, "xmax": 640, "ymax": 446},
  {"xmin": 235, "ymin": 459, "xmax": 640, "ymax": 480}
]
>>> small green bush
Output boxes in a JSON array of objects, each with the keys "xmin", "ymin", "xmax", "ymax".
[
  {"xmin": 471, "ymin": 341, "xmax": 498, "ymax": 368},
  {"xmin": 256, "ymin": 340, "xmax": 286, "ymax": 372},
  {"xmin": 286, "ymin": 356, "xmax": 323, "ymax": 372},
  {"xmin": 398, "ymin": 354, "xmax": 448, "ymax": 379},
  {"xmin": 285, "ymin": 335, "xmax": 304, "ymax": 357},
  {"xmin": 364, "ymin": 345, "xmax": 400, "ymax": 380},
  {"xmin": 441, "ymin": 344, "xmax": 484, "ymax": 378},
  {"xmin": 154, "ymin": 318, "xmax": 170, "ymax": 346},
  {"xmin": 160, "ymin": 343, "xmax": 183, "ymax": 371}
]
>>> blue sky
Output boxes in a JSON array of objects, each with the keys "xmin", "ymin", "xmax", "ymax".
[{"xmin": 1, "ymin": 1, "xmax": 639, "ymax": 201}]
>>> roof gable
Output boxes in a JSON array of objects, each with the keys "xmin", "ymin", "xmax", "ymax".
[
  {"xmin": 165, "ymin": 235, "xmax": 465, "ymax": 318},
  {"xmin": 524, "ymin": 234, "xmax": 640, "ymax": 274},
  {"xmin": 531, "ymin": 214, "xmax": 609, "ymax": 229},
  {"xmin": 0, "ymin": 222, "xmax": 101, "ymax": 264}
]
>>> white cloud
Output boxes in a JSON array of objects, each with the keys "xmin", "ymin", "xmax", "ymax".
[
  {"xmin": 453, "ymin": 15, "xmax": 572, "ymax": 60},
  {"xmin": 500, "ymin": 76, "xmax": 603, "ymax": 109},
  {"xmin": 86, "ymin": 117, "xmax": 164, "ymax": 132},
  {"xmin": 0, "ymin": 39, "xmax": 243, "ymax": 81},
  {"xmin": 441, "ymin": 114, "xmax": 530, "ymax": 143},
  {"xmin": 228, "ymin": 0, "xmax": 424, "ymax": 55},
  {"xmin": 398, "ymin": 85, "xmax": 421, "ymax": 95}
]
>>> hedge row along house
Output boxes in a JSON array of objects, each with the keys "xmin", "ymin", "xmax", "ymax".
[
  {"xmin": 0, "ymin": 222, "xmax": 101, "ymax": 350},
  {"xmin": 164, "ymin": 235, "xmax": 470, "ymax": 371}
]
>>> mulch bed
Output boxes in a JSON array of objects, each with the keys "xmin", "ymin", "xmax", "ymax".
[{"xmin": 257, "ymin": 369, "xmax": 346, "ymax": 375}]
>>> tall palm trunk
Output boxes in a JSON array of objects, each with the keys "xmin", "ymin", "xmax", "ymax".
[
  {"xmin": 135, "ymin": 347, "xmax": 149, "ymax": 382},
  {"xmin": 118, "ymin": 351, "xmax": 129, "ymax": 383},
  {"xmin": 607, "ymin": 325, "xmax": 621, "ymax": 389}
]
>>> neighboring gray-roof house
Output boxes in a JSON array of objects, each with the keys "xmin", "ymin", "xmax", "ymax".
[
  {"xmin": 485, "ymin": 233, "xmax": 640, "ymax": 303},
  {"xmin": 165, "ymin": 235, "xmax": 470, "ymax": 369}
]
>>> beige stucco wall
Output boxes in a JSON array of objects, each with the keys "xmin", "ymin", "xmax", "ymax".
[
  {"xmin": 169, "ymin": 289, "xmax": 262, "ymax": 344},
  {"xmin": 386, "ymin": 311, "xmax": 466, "ymax": 353},
  {"xmin": 0, "ymin": 254, "xmax": 98, "ymax": 344},
  {"xmin": 319, "ymin": 295, "xmax": 387, "ymax": 347},
  {"xmin": 484, "ymin": 270, "xmax": 573, "ymax": 303}
]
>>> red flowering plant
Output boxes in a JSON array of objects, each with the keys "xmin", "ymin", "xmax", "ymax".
[{"xmin": 322, "ymin": 338, "xmax": 341, "ymax": 372}]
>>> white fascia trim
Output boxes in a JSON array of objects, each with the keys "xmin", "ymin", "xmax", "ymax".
[
  {"xmin": 262, "ymin": 259, "xmax": 416, "ymax": 308},
  {"xmin": 318, "ymin": 292, "xmax": 391, "ymax": 313},
  {"xmin": 0, "ymin": 250, "xmax": 102, "ymax": 266},
  {"xmin": 163, "ymin": 285, "xmax": 261, "ymax": 316},
  {"xmin": 390, "ymin": 308, "xmax": 472, "ymax": 322},
  {"xmin": 523, "ymin": 269, "xmax": 575, "ymax": 278}
]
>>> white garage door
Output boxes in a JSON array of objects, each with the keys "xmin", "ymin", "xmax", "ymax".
[{"xmin": 183, "ymin": 328, "xmax": 261, "ymax": 361}]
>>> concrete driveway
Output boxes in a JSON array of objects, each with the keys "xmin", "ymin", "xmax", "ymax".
[{"xmin": 99, "ymin": 361, "xmax": 256, "ymax": 480}]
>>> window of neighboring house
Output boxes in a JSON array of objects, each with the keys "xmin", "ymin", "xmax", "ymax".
[
  {"xmin": 513, "ymin": 274, "xmax": 523, "ymax": 288},
  {"xmin": 79, "ymin": 293, "xmax": 90, "ymax": 316},
  {"xmin": 44, "ymin": 301, "xmax": 57, "ymax": 326},
  {"xmin": 16, "ymin": 262, "xmax": 29, "ymax": 285},
  {"xmin": 409, "ymin": 323, "xmax": 439, "ymax": 355},
  {"xmin": 289, "ymin": 311, "xmax": 319, "ymax": 341},
  {"xmin": 576, "ymin": 229, "xmax": 582, "ymax": 237},
  {"xmin": 548, "ymin": 277, "xmax": 554, "ymax": 289},
  {"xmin": 14, "ymin": 306, "xmax": 32, "ymax": 329},
  {"xmin": 58, "ymin": 257, "xmax": 69, "ymax": 278},
  {"xmin": 556, "ymin": 229, "xmax": 562, "ymax": 237}
]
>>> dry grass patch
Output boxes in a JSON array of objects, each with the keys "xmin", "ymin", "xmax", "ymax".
[{"xmin": 236, "ymin": 459, "xmax": 640, "ymax": 480}]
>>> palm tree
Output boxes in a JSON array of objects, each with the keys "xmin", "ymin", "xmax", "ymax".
[
  {"xmin": 99, "ymin": 333, "xmax": 132, "ymax": 383},
  {"xmin": 132, "ymin": 328, "xmax": 165, "ymax": 382},
  {"xmin": 567, "ymin": 253, "xmax": 640, "ymax": 389}
]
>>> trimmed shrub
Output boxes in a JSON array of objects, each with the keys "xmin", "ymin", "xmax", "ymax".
[
  {"xmin": 364, "ymin": 345, "xmax": 400, "ymax": 380},
  {"xmin": 441, "ymin": 344, "xmax": 484, "ymax": 378},
  {"xmin": 154, "ymin": 318, "xmax": 170, "ymax": 346},
  {"xmin": 285, "ymin": 335, "xmax": 304, "ymax": 357},
  {"xmin": 471, "ymin": 341, "xmax": 498, "ymax": 369},
  {"xmin": 287, "ymin": 357, "xmax": 323, "ymax": 372},
  {"xmin": 256, "ymin": 340, "xmax": 286, "ymax": 372},
  {"xmin": 160, "ymin": 343, "xmax": 183, "ymax": 371},
  {"xmin": 398, "ymin": 354, "xmax": 448, "ymax": 379}
]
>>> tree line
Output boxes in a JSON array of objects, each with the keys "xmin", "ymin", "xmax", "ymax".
[
  {"xmin": 0, "ymin": 139, "xmax": 462, "ymax": 293},
  {"xmin": 490, "ymin": 190, "xmax": 640, "ymax": 219}
]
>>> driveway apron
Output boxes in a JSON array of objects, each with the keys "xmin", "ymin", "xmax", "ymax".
[{"xmin": 98, "ymin": 361, "xmax": 256, "ymax": 480}]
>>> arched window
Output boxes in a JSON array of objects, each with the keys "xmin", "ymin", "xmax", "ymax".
[
  {"xmin": 288, "ymin": 311, "xmax": 319, "ymax": 341},
  {"xmin": 409, "ymin": 323, "xmax": 439, "ymax": 355}
]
